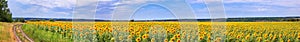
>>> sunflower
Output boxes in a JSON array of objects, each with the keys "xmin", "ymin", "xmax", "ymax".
[
  {"xmin": 136, "ymin": 37, "xmax": 141, "ymax": 42},
  {"xmin": 245, "ymin": 34, "xmax": 250, "ymax": 39},
  {"xmin": 151, "ymin": 38, "xmax": 155, "ymax": 42},
  {"xmin": 170, "ymin": 37, "xmax": 176, "ymax": 42},
  {"xmin": 256, "ymin": 37, "xmax": 262, "ymax": 41},
  {"xmin": 127, "ymin": 35, "xmax": 132, "ymax": 39},
  {"xmin": 164, "ymin": 38, "xmax": 168, "ymax": 42},
  {"xmin": 298, "ymin": 33, "xmax": 300, "ymax": 36},
  {"xmin": 198, "ymin": 36, "xmax": 204, "ymax": 40},
  {"xmin": 263, "ymin": 34, "xmax": 268, "ymax": 38},
  {"xmin": 236, "ymin": 35, "xmax": 241, "ymax": 39},
  {"xmin": 175, "ymin": 34, "xmax": 180, "ymax": 39},
  {"xmin": 298, "ymin": 36, "xmax": 300, "ymax": 40},
  {"xmin": 130, "ymin": 32, "xmax": 135, "ymax": 35},
  {"xmin": 176, "ymin": 39, "xmax": 180, "ymax": 42},
  {"xmin": 279, "ymin": 34, "xmax": 283, "ymax": 38},
  {"xmin": 135, "ymin": 32, "xmax": 140, "ymax": 36},
  {"xmin": 111, "ymin": 38, "xmax": 115, "ymax": 42},
  {"xmin": 142, "ymin": 34, "xmax": 149, "ymax": 39}
]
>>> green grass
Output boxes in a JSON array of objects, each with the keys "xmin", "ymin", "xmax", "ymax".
[{"xmin": 22, "ymin": 24, "xmax": 72, "ymax": 42}]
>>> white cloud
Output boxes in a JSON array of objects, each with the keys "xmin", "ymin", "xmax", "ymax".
[
  {"xmin": 190, "ymin": 0, "xmax": 300, "ymax": 7},
  {"xmin": 9, "ymin": 0, "xmax": 73, "ymax": 18},
  {"xmin": 119, "ymin": 0, "xmax": 164, "ymax": 4},
  {"xmin": 72, "ymin": 0, "xmax": 100, "ymax": 19},
  {"xmin": 10, "ymin": 5, "xmax": 71, "ymax": 18},
  {"xmin": 227, "ymin": 0, "xmax": 300, "ymax": 7},
  {"xmin": 99, "ymin": 0, "xmax": 113, "ymax": 1},
  {"xmin": 15, "ymin": 0, "xmax": 75, "ymax": 9},
  {"xmin": 75, "ymin": 0, "xmax": 99, "ymax": 7},
  {"xmin": 256, "ymin": 8, "xmax": 268, "ymax": 11}
]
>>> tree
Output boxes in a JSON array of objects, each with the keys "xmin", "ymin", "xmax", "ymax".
[
  {"xmin": 49, "ymin": 18, "xmax": 55, "ymax": 22},
  {"xmin": 14, "ymin": 18, "xmax": 25, "ymax": 22},
  {"xmin": 0, "ymin": 0, "xmax": 13, "ymax": 22}
]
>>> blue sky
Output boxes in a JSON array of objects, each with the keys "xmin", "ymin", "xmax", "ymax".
[{"xmin": 7, "ymin": 0, "xmax": 300, "ymax": 20}]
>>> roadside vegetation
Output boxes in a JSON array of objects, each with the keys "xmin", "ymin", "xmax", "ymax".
[{"xmin": 0, "ymin": 22, "xmax": 15, "ymax": 42}]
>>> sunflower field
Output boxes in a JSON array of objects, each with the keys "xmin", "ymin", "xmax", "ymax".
[{"xmin": 21, "ymin": 22, "xmax": 300, "ymax": 42}]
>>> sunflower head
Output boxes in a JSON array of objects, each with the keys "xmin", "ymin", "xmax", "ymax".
[
  {"xmin": 256, "ymin": 37, "xmax": 262, "ymax": 41},
  {"xmin": 142, "ymin": 34, "xmax": 149, "ymax": 39},
  {"xmin": 111, "ymin": 38, "xmax": 115, "ymax": 42},
  {"xmin": 171, "ymin": 37, "xmax": 176, "ymax": 42},
  {"xmin": 176, "ymin": 39, "xmax": 180, "ymax": 42},
  {"xmin": 236, "ymin": 35, "xmax": 241, "ymax": 38},
  {"xmin": 198, "ymin": 36, "xmax": 203, "ymax": 40},
  {"xmin": 263, "ymin": 34, "xmax": 268, "ymax": 38},
  {"xmin": 279, "ymin": 34, "xmax": 282, "ymax": 38},
  {"xmin": 136, "ymin": 38, "xmax": 141, "ymax": 42},
  {"xmin": 130, "ymin": 32, "xmax": 135, "ymax": 35},
  {"xmin": 164, "ymin": 38, "xmax": 168, "ymax": 42},
  {"xmin": 151, "ymin": 38, "xmax": 155, "ymax": 42},
  {"xmin": 175, "ymin": 34, "xmax": 180, "ymax": 39},
  {"xmin": 298, "ymin": 36, "xmax": 300, "ymax": 40},
  {"xmin": 127, "ymin": 35, "xmax": 132, "ymax": 39}
]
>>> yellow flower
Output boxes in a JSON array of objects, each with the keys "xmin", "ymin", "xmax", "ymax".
[
  {"xmin": 111, "ymin": 38, "xmax": 115, "ymax": 42},
  {"xmin": 127, "ymin": 35, "xmax": 132, "ymax": 39},
  {"xmin": 245, "ymin": 34, "xmax": 250, "ymax": 39},
  {"xmin": 136, "ymin": 37, "xmax": 141, "ymax": 42},
  {"xmin": 298, "ymin": 33, "xmax": 300, "ymax": 36},
  {"xmin": 256, "ymin": 37, "xmax": 262, "ymax": 41},
  {"xmin": 175, "ymin": 34, "xmax": 180, "ymax": 39},
  {"xmin": 236, "ymin": 35, "xmax": 241, "ymax": 38},
  {"xmin": 176, "ymin": 39, "xmax": 180, "ymax": 42},
  {"xmin": 130, "ymin": 32, "xmax": 135, "ymax": 35},
  {"xmin": 298, "ymin": 36, "xmax": 300, "ymax": 40},
  {"xmin": 142, "ymin": 34, "xmax": 149, "ymax": 39},
  {"xmin": 151, "ymin": 38, "xmax": 155, "ymax": 42},
  {"xmin": 170, "ymin": 37, "xmax": 176, "ymax": 42},
  {"xmin": 164, "ymin": 38, "xmax": 168, "ymax": 42},
  {"xmin": 279, "ymin": 34, "xmax": 283, "ymax": 38},
  {"xmin": 263, "ymin": 34, "xmax": 268, "ymax": 38},
  {"xmin": 135, "ymin": 32, "xmax": 140, "ymax": 36},
  {"xmin": 198, "ymin": 36, "xmax": 203, "ymax": 40}
]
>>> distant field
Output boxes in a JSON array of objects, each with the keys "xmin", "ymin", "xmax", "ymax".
[{"xmin": 22, "ymin": 22, "xmax": 300, "ymax": 42}]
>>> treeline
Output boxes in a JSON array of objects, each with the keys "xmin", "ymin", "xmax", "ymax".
[
  {"xmin": 14, "ymin": 16, "xmax": 300, "ymax": 22},
  {"xmin": 13, "ymin": 18, "xmax": 55, "ymax": 22},
  {"xmin": 226, "ymin": 17, "xmax": 300, "ymax": 22},
  {"xmin": 0, "ymin": 0, "xmax": 13, "ymax": 22}
]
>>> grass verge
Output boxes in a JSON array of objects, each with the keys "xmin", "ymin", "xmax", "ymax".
[
  {"xmin": 0, "ymin": 22, "xmax": 15, "ymax": 42},
  {"xmin": 22, "ymin": 24, "xmax": 72, "ymax": 42}
]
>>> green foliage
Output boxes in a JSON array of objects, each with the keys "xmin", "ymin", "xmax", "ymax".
[
  {"xmin": 0, "ymin": 0, "xmax": 13, "ymax": 22},
  {"xmin": 22, "ymin": 24, "xmax": 73, "ymax": 42},
  {"xmin": 49, "ymin": 19, "xmax": 55, "ymax": 22},
  {"xmin": 14, "ymin": 18, "xmax": 25, "ymax": 22}
]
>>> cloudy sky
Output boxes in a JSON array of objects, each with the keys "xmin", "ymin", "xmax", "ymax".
[{"xmin": 7, "ymin": 0, "xmax": 300, "ymax": 20}]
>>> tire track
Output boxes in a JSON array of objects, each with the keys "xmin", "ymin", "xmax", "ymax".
[
  {"xmin": 13, "ymin": 24, "xmax": 21, "ymax": 42},
  {"xmin": 13, "ymin": 24, "xmax": 34, "ymax": 42}
]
